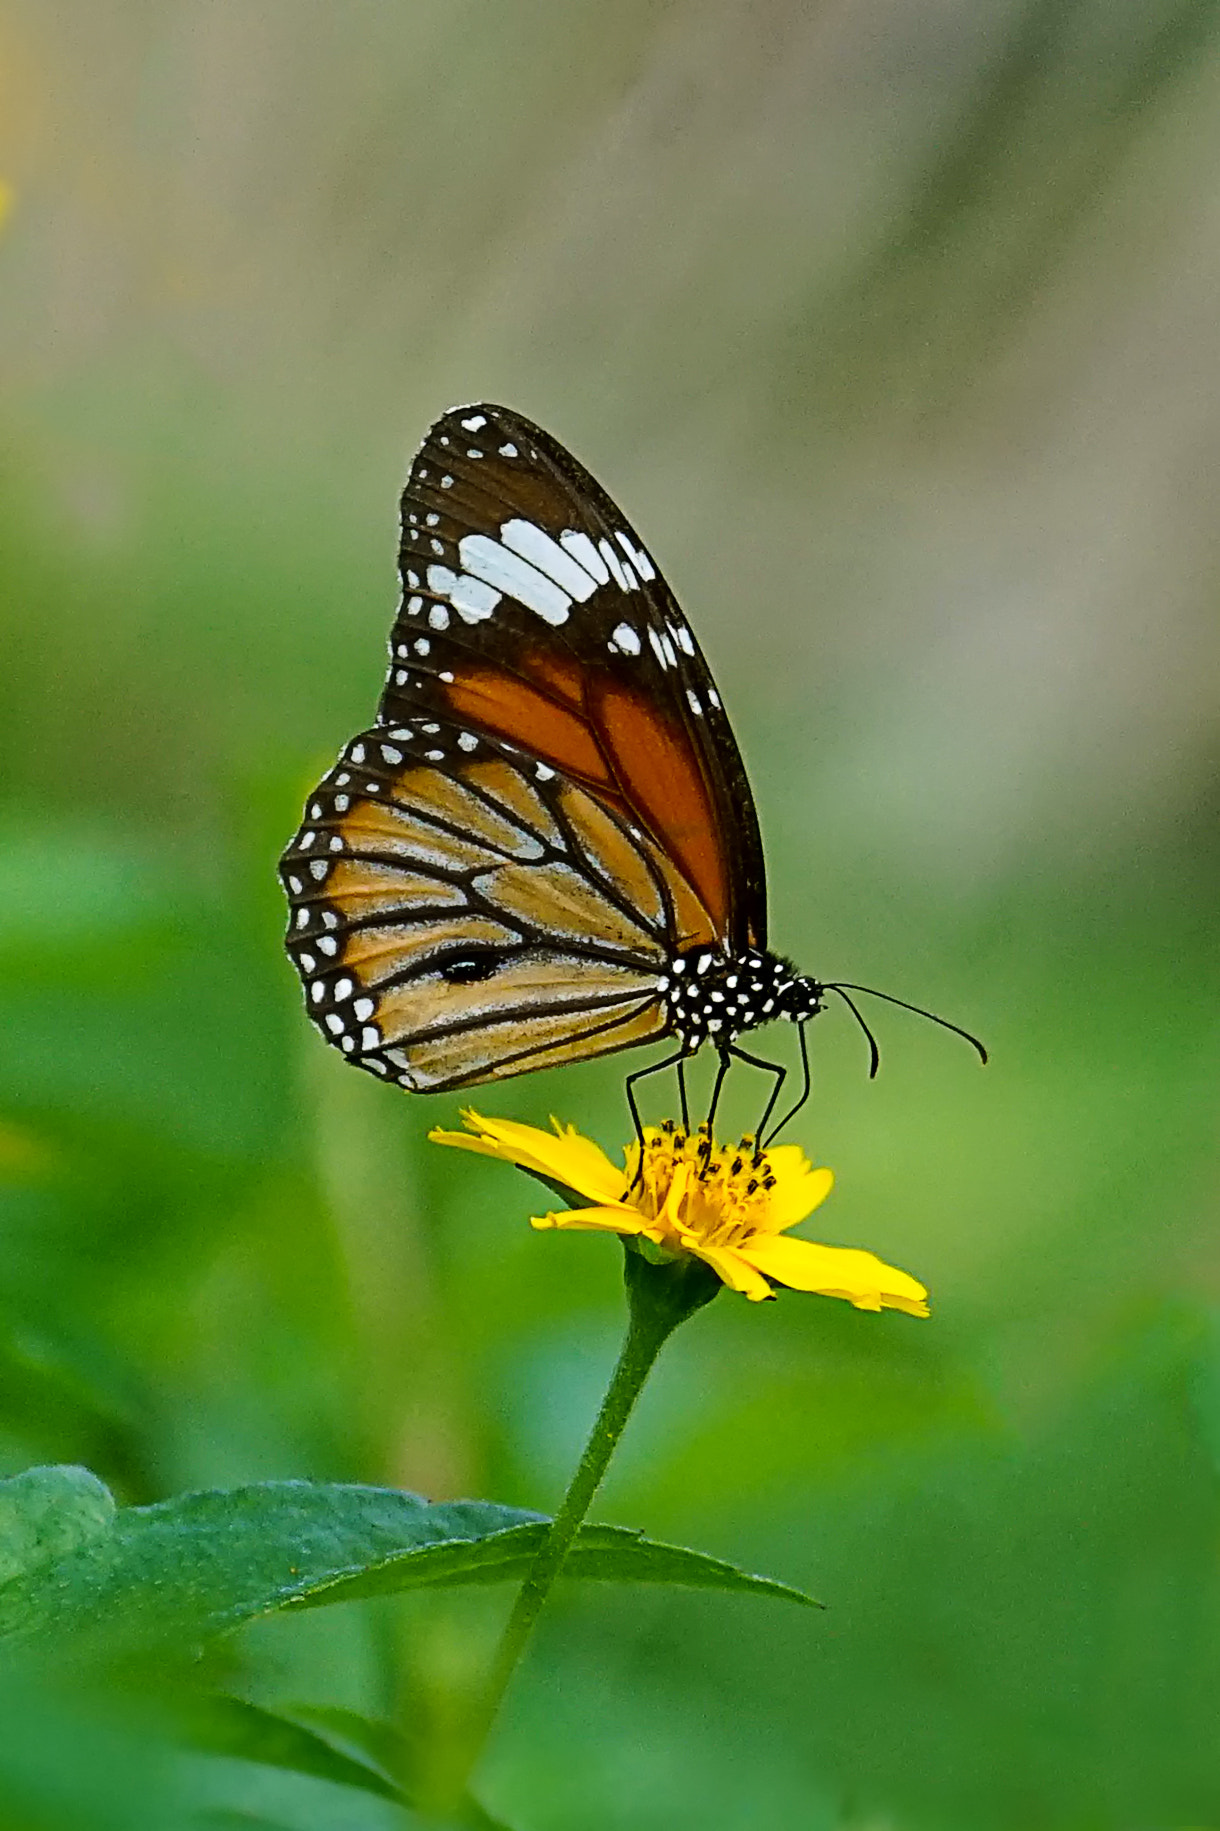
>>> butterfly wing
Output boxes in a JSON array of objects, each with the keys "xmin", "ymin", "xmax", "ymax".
[
  {"xmin": 383, "ymin": 403, "xmax": 767, "ymax": 952},
  {"xmin": 279, "ymin": 717, "xmax": 713, "ymax": 1090},
  {"xmin": 280, "ymin": 402, "xmax": 768, "ymax": 1093}
]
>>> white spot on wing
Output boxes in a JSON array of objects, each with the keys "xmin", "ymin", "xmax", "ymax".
[
  {"xmin": 449, "ymin": 573, "xmax": 502, "ymax": 623},
  {"xmin": 599, "ymin": 538, "xmax": 630, "ymax": 591},
  {"xmin": 672, "ymin": 622, "xmax": 695, "ymax": 656},
  {"xmin": 499, "ymin": 442, "xmax": 518, "ymax": 457},
  {"xmin": 610, "ymin": 621, "xmax": 641, "ymax": 656},
  {"xmin": 616, "ymin": 530, "xmax": 657, "ymax": 581},
  {"xmin": 559, "ymin": 530, "xmax": 609, "ymax": 582},
  {"xmin": 686, "ymin": 689, "xmax": 703, "ymax": 715},
  {"xmin": 458, "ymin": 534, "xmax": 572, "ymax": 625},
  {"xmin": 500, "ymin": 519, "xmax": 598, "ymax": 600},
  {"xmin": 460, "ymin": 414, "xmax": 487, "ymax": 431},
  {"xmin": 457, "ymin": 732, "xmax": 478, "ymax": 752},
  {"xmin": 428, "ymin": 604, "xmax": 450, "ymax": 630}
]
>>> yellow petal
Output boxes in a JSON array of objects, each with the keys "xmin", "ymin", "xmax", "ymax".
[
  {"xmin": 428, "ymin": 1127, "xmax": 518, "ymax": 1164},
  {"xmin": 654, "ymin": 1159, "xmax": 693, "ymax": 1235},
  {"xmin": 761, "ymin": 1152, "xmax": 835, "ymax": 1231},
  {"xmin": 429, "ymin": 1110, "xmax": 626, "ymax": 1204},
  {"xmin": 689, "ymin": 1242, "xmax": 776, "ymax": 1302},
  {"xmin": 545, "ymin": 1116, "xmax": 632, "ymax": 1204},
  {"xmin": 738, "ymin": 1235, "xmax": 929, "ymax": 1316},
  {"xmin": 530, "ymin": 1203, "xmax": 651, "ymax": 1236}
]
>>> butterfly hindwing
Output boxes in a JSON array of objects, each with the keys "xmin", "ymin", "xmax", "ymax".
[
  {"xmin": 381, "ymin": 403, "xmax": 767, "ymax": 952},
  {"xmin": 280, "ymin": 717, "xmax": 714, "ymax": 1091}
]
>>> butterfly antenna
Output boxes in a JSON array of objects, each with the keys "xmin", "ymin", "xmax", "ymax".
[
  {"xmin": 824, "ymin": 985, "xmax": 882, "ymax": 1078},
  {"xmin": 825, "ymin": 983, "xmax": 988, "ymax": 1067}
]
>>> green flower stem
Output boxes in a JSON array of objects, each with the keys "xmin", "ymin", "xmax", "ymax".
[{"xmin": 450, "ymin": 1248, "xmax": 720, "ymax": 1801}]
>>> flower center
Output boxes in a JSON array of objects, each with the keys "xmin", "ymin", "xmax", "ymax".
[{"xmin": 633, "ymin": 1122, "xmax": 778, "ymax": 1248}]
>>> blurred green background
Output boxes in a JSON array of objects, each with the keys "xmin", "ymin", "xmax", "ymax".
[{"xmin": 2, "ymin": 2, "xmax": 1220, "ymax": 1825}]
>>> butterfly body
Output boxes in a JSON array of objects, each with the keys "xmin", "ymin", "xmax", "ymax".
[{"xmin": 281, "ymin": 402, "xmax": 979, "ymax": 1112}]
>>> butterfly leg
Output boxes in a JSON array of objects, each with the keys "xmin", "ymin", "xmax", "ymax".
[
  {"xmin": 625, "ymin": 1048, "xmax": 690, "ymax": 1180},
  {"xmin": 704, "ymin": 1049, "xmax": 733, "ymax": 1132},
  {"xmin": 726, "ymin": 1043, "xmax": 788, "ymax": 1162},
  {"xmin": 676, "ymin": 1054, "xmax": 691, "ymax": 1132},
  {"xmin": 759, "ymin": 1019, "xmax": 812, "ymax": 1149}
]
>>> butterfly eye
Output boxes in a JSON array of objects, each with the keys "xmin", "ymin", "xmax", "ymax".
[{"xmin": 437, "ymin": 947, "xmax": 510, "ymax": 985}]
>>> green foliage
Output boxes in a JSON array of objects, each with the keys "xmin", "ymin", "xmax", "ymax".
[
  {"xmin": 0, "ymin": 1464, "xmax": 812, "ymax": 1823},
  {"xmin": 0, "ymin": 1467, "xmax": 815, "ymax": 1661},
  {"xmin": 3, "ymin": 2, "xmax": 1220, "ymax": 1824}
]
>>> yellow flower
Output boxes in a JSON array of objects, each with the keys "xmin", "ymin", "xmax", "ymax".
[{"xmin": 429, "ymin": 1112, "xmax": 929, "ymax": 1314}]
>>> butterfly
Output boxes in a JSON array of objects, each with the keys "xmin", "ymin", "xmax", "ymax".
[{"xmin": 279, "ymin": 403, "xmax": 984, "ymax": 1141}]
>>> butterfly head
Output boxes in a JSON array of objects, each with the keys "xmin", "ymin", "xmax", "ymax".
[{"xmin": 773, "ymin": 968, "xmax": 827, "ymax": 1025}]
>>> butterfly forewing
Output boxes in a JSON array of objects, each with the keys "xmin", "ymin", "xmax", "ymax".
[{"xmin": 382, "ymin": 403, "xmax": 767, "ymax": 952}]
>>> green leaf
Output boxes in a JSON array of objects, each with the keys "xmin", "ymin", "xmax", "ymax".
[
  {"xmin": 0, "ymin": 1464, "xmax": 116, "ymax": 1585},
  {"xmin": 178, "ymin": 1697, "xmax": 518, "ymax": 1828},
  {"xmin": 170, "ymin": 1693, "xmax": 404, "ymax": 1804},
  {"xmin": 544, "ymin": 1523, "xmax": 820, "ymax": 1607},
  {"xmin": 0, "ymin": 1472, "xmax": 818, "ymax": 1660}
]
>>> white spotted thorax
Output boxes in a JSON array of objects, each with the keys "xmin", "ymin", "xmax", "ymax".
[{"xmin": 661, "ymin": 948, "xmax": 825, "ymax": 1053}]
